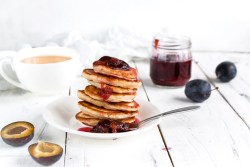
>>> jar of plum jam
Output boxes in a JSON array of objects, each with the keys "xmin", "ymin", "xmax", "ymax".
[{"xmin": 150, "ymin": 35, "xmax": 192, "ymax": 87}]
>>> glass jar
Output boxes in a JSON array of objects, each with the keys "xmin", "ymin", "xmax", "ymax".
[{"xmin": 150, "ymin": 34, "xmax": 192, "ymax": 87}]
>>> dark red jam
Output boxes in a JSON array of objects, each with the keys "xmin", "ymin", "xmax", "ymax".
[
  {"xmin": 78, "ymin": 118, "xmax": 140, "ymax": 133},
  {"xmin": 91, "ymin": 119, "xmax": 130, "ymax": 133},
  {"xmin": 78, "ymin": 127, "xmax": 92, "ymax": 132},
  {"xmin": 132, "ymin": 101, "xmax": 140, "ymax": 108},
  {"xmin": 94, "ymin": 56, "xmax": 130, "ymax": 70},
  {"xmin": 133, "ymin": 118, "xmax": 140, "ymax": 124},
  {"xmin": 150, "ymin": 56, "xmax": 191, "ymax": 86},
  {"xmin": 154, "ymin": 39, "xmax": 159, "ymax": 49},
  {"xmin": 98, "ymin": 84, "xmax": 113, "ymax": 101},
  {"xmin": 162, "ymin": 147, "xmax": 172, "ymax": 151}
]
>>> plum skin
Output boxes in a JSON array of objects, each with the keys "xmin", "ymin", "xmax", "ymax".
[
  {"xmin": 30, "ymin": 152, "xmax": 63, "ymax": 166},
  {"xmin": 215, "ymin": 61, "xmax": 237, "ymax": 82},
  {"xmin": 185, "ymin": 79, "xmax": 211, "ymax": 102},
  {"xmin": 1, "ymin": 133, "xmax": 34, "ymax": 147}
]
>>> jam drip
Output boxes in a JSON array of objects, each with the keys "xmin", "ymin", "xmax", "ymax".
[
  {"xmin": 97, "ymin": 56, "xmax": 130, "ymax": 70},
  {"xmin": 91, "ymin": 119, "xmax": 130, "ymax": 133},
  {"xmin": 78, "ymin": 127, "xmax": 92, "ymax": 132},
  {"xmin": 154, "ymin": 39, "xmax": 159, "ymax": 49},
  {"xmin": 97, "ymin": 84, "xmax": 113, "ymax": 101},
  {"xmin": 133, "ymin": 118, "xmax": 140, "ymax": 124}
]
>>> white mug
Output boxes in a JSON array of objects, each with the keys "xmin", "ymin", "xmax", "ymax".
[{"xmin": 0, "ymin": 47, "xmax": 81, "ymax": 95}]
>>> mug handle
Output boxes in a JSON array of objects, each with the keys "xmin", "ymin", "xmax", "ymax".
[{"xmin": 0, "ymin": 52, "xmax": 27, "ymax": 90}]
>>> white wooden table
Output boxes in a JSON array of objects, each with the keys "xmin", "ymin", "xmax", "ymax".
[{"xmin": 1, "ymin": 52, "xmax": 250, "ymax": 167}]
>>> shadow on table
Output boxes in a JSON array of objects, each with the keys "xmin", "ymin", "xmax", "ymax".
[
  {"xmin": 173, "ymin": 96, "xmax": 192, "ymax": 103},
  {"xmin": 208, "ymin": 78, "xmax": 221, "ymax": 85}
]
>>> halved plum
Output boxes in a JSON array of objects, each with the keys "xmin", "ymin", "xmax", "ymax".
[
  {"xmin": 0, "ymin": 121, "xmax": 34, "ymax": 146},
  {"xmin": 28, "ymin": 141, "xmax": 63, "ymax": 166}
]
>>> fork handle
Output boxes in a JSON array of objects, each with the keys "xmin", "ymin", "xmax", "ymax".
[{"xmin": 138, "ymin": 106, "xmax": 200, "ymax": 127}]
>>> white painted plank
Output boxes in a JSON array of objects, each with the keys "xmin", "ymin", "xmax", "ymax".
[
  {"xmin": 64, "ymin": 74, "xmax": 173, "ymax": 167},
  {"xmin": 194, "ymin": 52, "xmax": 250, "ymax": 127},
  {"xmin": 0, "ymin": 89, "xmax": 66, "ymax": 167},
  {"xmin": 135, "ymin": 59, "xmax": 250, "ymax": 167},
  {"xmin": 63, "ymin": 77, "xmax": 87, "ymax": 167},
  {"xmin": 73, "ymin": 129, "xmax": 170, "ymax": 167}
]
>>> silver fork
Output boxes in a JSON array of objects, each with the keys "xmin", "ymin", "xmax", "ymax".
[{"xmin": 129, "ymin": 106, "xmax": 200, "ymax": 130}]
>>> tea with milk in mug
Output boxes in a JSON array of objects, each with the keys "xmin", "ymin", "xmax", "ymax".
[{"xmin": 21, "ymin": 55, "xmax": 71, "ymax": 64}]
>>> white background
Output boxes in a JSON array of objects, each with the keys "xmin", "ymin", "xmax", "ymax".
[{"xmin": 0, "ymin": 0, "xmax": 250, "ymax": 52}]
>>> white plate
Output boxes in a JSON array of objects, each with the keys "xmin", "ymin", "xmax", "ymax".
[{"xmin": 43, "ymin": 96, "xmax": 161, "ymax": 139}]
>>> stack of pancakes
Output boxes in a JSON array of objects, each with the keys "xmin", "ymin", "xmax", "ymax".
[{"xmin": 75, "ymin": 56, "xmax": 142, "ymax": 126}]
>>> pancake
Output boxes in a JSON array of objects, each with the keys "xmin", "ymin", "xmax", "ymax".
[
  {"xmin": 78, "ymin": 101, "xmax": 138, "ymax": 119},
  {"xmin": 93, "ymin": 56, "xmax": 137, "ymax": 80},
  {"xmin": 75, "ymin": 112, "xmax": 136, "ymax": 126},
  {"xmin": 84, "ymin": 85, "xmax": 136, "ymax": 102},
  {"xmin": 75, "ymin": 112, "xmax": 100, "ymax": 126},
  {"xmin": 82, "ymin": 69, "xmax": 141, "ymax": 89},
  {"xmin": 88, "ymin": 80, "xmax": 137, "ymax": 94},
  {"xmin": 77, "ymin": 90, "xmax": 140, "ymax": 111}
]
